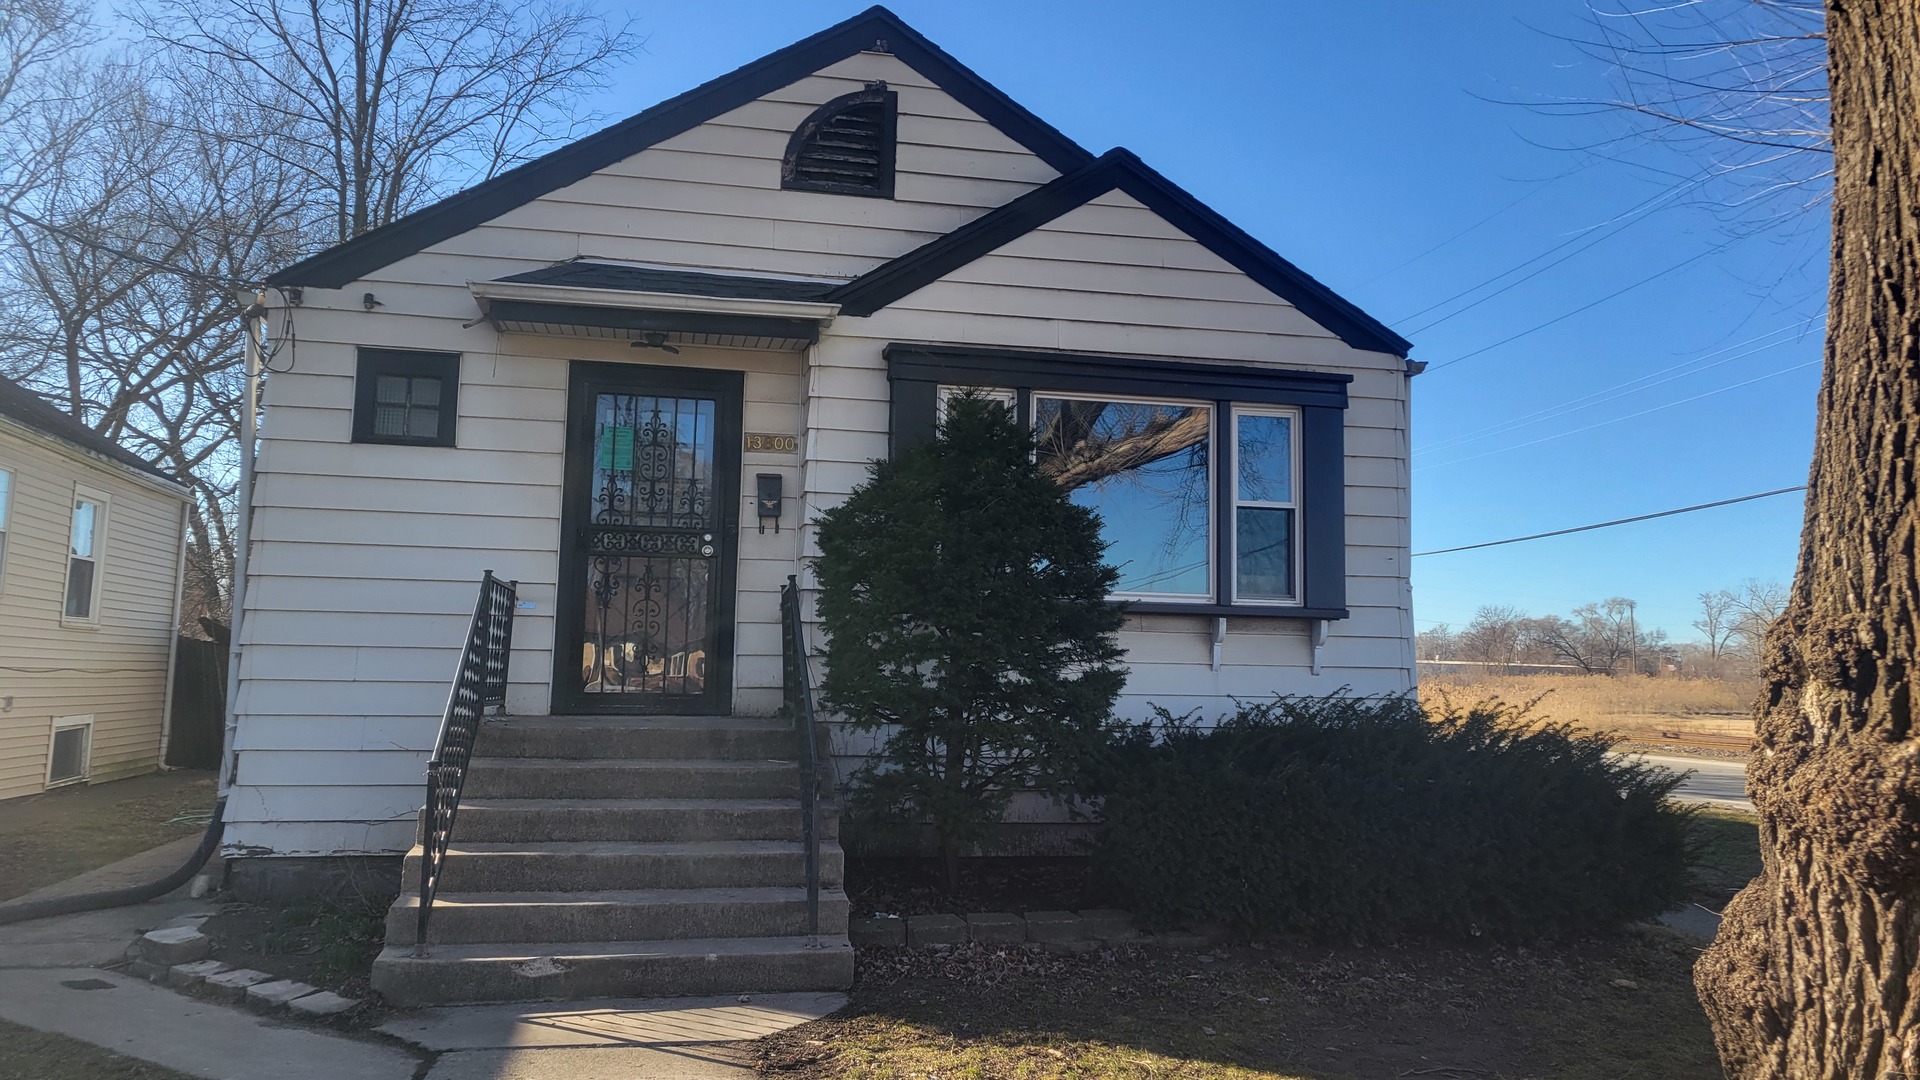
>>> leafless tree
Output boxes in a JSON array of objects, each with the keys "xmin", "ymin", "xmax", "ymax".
[
  {"xmin": 1695, "ymin": 587, "xmax": 1740, "ymax": 660},
  {"xmin": 1527, "ymin": 597, "xmax": 1665, "ymax": 675},
  {"xmin": 1457, "ymin": 605, "xmax": 1529, "ymax": 673},
  {"xmin": 1551, "ymin": 0, "xmax": 1830, "ymax": 229},
  {"xmin": 130, "ymin": 0, "xmax": 638, "ymax": 242},
  {"xmin": 1416, "ymin": 623, "xmax": 1457, "ymax": 661}
]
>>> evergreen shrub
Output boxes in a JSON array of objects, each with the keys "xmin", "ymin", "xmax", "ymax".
[{"xmin": 1086, "ymin": 694, "xmax": 1695, "ymax": 940}]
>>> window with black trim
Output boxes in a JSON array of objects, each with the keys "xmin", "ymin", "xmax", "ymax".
[
  {"xmin": 782, "ymin": 84, "xmax": 897, "ymax": 198},
  {"xmin": 353, "ymin": 348, "xmax": 460, "ymax": 447},
  {"xmin": 887, "ymin": 344, "xmax": 1351, "ymax": 618}
]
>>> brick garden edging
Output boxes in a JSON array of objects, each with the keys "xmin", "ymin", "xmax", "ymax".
[
  {"xmin": 120, "ymin": 919, "xmax": 364, "ymax": 1020},
  {"xmin": 849, "ymin": 908, "xmax": 1211, "ymax": 951}
]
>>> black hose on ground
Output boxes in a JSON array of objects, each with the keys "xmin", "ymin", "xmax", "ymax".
[{"xmin": 0, "ymin": 796, "xmax": 227, "ymax": 926}]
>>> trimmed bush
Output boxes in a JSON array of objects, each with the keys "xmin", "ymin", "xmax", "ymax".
[{"xmin": 1086, "ymin": 694, "xmax": 1694, "ymax": 940}]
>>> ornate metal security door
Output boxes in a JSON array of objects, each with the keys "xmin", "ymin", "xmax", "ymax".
[{"xmin": 558, "ymin": 364, "xmax": 741, "ymax": 714}]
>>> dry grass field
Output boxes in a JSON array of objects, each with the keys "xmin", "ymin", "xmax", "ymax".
[{"xmin": 1419, "ymin": 673, "xmax": 1755, "ymax": 754}]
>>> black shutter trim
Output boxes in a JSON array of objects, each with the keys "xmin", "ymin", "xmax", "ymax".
[
  {"xmin": 1300, "ymin": 405, "xmax": 1346, "ymax": 614},
  {"xmin": 889, "ymin": 377, "xmax": 938, "ymax": 456}
]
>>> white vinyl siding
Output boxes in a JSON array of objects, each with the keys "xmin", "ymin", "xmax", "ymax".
[
  {"xmin": 226, "ymin": 51, "xmax": 1414, "ymax": 856},
  {"xmin": 0, "ymin": 425, "xmax": 188, "ymax": 800}
]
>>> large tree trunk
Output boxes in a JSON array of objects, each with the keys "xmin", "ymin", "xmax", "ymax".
[{"xmin": 1694, "ymin": 2, "xmax": 1920, "ymax": 1076}]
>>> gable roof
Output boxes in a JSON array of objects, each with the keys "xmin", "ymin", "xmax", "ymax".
[
  {"xmin": 0, "ymin": 374, "xmax": 184, "ymax": 485},
  {"xmin": 830, "ymin": 149, "xmax": 1412, "ymax": 358},
  {"xmin": 268, "ymin": 6, "xmax": 1091, "ymax": 289}
]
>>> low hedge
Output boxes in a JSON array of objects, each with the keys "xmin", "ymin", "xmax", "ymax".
[{"xmin": 1085, "ymin": 694, "xmax": 1694, "ymax": 941}]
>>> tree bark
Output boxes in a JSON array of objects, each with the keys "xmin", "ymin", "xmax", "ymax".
[{"xmin": 1695, "ymin": 2, "xmax": 1920, "ymax": 1076}]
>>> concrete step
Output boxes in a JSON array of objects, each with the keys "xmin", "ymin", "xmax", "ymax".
[
  {"xmin": 386, "ymin": 886, "xmax": 851, "ymax": 946},
  {"xmin": 463, "ymin": 758, "xmax": 800, "ymax": 800},
  {"xmin": 454, "ymin": 798, "xmax": 838, "ymax": 844},
  {"xmin": 371, "ymin": 935, "xmax": 855, "ymax": 1006},
  {"xmin": 401, "ymin": 841, "xmax": 844, "ymax": 892},
  {"xmin": 482, "ymin": 715, "xmax": 797, "ymax": 761}
]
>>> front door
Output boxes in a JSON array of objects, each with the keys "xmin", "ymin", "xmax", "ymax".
[{"xmin": 556, "ymin": 362, "xmax": 742, "ymax": 715}]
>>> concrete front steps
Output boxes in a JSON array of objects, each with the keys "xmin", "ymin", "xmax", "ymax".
[{"xmin": 370, "ymin": 715, "xmax": 852, "ymax": 1006}]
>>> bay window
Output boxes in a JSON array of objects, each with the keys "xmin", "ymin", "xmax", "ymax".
[{"xmin": 890, "ymin": 344, "xmax": 1350, "ymax": 619}]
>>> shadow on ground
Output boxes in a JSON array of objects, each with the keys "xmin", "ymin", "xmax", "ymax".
[{"xmin": 755, "ymin": 930, "xmax": 1725, "ymax": 1080}]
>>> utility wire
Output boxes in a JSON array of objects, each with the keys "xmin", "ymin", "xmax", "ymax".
[
  {"xmin": 1413, "ymin": 485, "xmax": 1807, "ymax": 557},
  {"xmin": 0, "ymin": 205, "xmax": 240, "ymax": 290}
]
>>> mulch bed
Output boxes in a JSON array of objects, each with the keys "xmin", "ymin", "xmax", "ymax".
[{"xmin": 846, "ymin": 856, "xmax": 1114, "ymax": 918}]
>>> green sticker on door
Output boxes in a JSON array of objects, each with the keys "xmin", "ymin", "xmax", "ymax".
[{"xmin": 597, "ymin": 426, "xmax": 635, "ymax": 471}]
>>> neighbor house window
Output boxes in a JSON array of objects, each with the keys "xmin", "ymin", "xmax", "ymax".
[
  {"xmin": 352, "ymin": 348, "xmax": 460, "ymax": 447},
  {"xmin": 0, "ymin": 467, "xmax": 11, "ymax": 588},
  {"xmin": 47, "ymin": 715, "xmax": 92, "ymax": 786},
  {"xmin": 1232, "ymin": 407, "xmax": 1300, "ymax": 603},
  {"xmin": 64, "ymin": 489, "xmax": 106, "ymax": 621},
  {"xmin": 1033, "ymin": 394, "xmax": 1214, "ymax": 600}
]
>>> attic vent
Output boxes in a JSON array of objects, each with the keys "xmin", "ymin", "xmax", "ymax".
[{"xmin": 782, "ymin": 85, "xmax": 897, "ymax": 198}]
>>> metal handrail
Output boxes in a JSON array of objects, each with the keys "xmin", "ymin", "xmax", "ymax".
[
  {"xmin": 779, "ymin": 574, "xmax": 822, "ymax": 943},
  {"xmin": 414, "ymin": 570, "xmax": 517, "ymax": 956}
]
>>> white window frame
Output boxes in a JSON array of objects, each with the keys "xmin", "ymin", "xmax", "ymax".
[
  {"xmin": 46, "ymin": 714, "xmax": 93, "ymax": 787},
  {"xmin": 0, "ymin": 464, "xmax": 12, "ymax": 593},
  {"xmin": 62, "ymin": 484, "xmax": 109, "ymax": 626},
  {"xmin": 1230, "ymin": 405, "xmax": 1303, "ymax": 606},
  {"xmin": 935, "ymin": 384, "xmax": 1016, "ymax": 424},
  {"xmin": 1031, "ymin": 390, "xmax": 1216, "ymax": 603}
]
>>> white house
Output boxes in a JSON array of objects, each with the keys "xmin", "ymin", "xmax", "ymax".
[
  {"xmin": 225, "ymin": 7, "xmax": 1417, "ymax": 1003},
  {"xmin": 0, "ymin": 375, "xmax": 192, "ymax": 801}
]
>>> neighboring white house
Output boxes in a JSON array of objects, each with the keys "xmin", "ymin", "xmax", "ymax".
[
  {"xmin": 0, "ymin": 375, "xmax": 192, "ymax": 801},
  {"xmin": 226, "ymin": 6, "xmax": 1417, "ymax": 878}
]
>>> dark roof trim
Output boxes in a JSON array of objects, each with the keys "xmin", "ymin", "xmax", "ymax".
[
  {"xmin": 0, "ymin": 375, "xmax": 184, "ymax": 485},
  {"xmin": 487, "ymin": 300, "xmax": 822, "ymax": 344},
  {"xmin": 835, "ymin": 149, "xmax": 1413, "ymax": 358},
  {"xmin": 885, "ymin": 341, "xmax": 1352, "ymax": 408},
  {"xmin": 497, "ymin": 262, "xmax": 839, "ymax": 303},
  {"xmin": 268, "ymin": 6, "xmax": 1092, "ymax": 289}
]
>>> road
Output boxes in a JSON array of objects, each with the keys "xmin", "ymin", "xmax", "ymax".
[{"xmin": 1630, "ymin": 753, "xmax": 1751, "ymax": 812}]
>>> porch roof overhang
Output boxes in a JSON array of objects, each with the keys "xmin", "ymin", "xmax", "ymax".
[{"xmin": 469, "ymin": 263, "xmax": 841, "ymax": 352}]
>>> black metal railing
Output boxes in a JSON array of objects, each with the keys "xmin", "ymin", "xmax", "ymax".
[
  {"xmin": 780, "ymin": 574, "xmax": 823, "ymax": 943},
  {"xmin": 414, "ymin": 570, "xmax": 517, "ymax": 955}
]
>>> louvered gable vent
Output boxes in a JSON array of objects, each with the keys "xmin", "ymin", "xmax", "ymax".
[{"xmin": 782, "ymin": 84, "xmax": 897, "ymax": 198}]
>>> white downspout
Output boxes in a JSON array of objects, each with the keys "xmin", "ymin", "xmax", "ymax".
[
  {"xmin": 216, "ymin": 295, "xmax": 262, "ymax": 801},
  {"xmin": 155, "ymin": 497, "xmax": 190, "ymax": 770}
]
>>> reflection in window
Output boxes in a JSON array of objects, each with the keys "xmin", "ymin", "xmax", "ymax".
[
  {"xmin": 1033, "ymin": 395, "xmax": 1212, "ymax": 598},
  {"xmin": 373, "ymin": 375, "xmax": 443, "ymax": 440},
  {"xmin": 1234, "ymin": 409, "xmax": 1298, "ymax": 602},
  {"xmin": 67, "ymin": 495, "xmax": 99, "ymax": 619}
]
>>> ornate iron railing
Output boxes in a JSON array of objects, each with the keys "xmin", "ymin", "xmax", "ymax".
[
  {"xmin": 414, "ymin": 570, "xmax": 517, "ymax": 956},
  {"xmin": 779, "ymin": 574, "xmax": 823, "ymax": 943}
]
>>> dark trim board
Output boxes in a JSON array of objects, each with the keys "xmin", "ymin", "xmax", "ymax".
[
  {"xmin": 267, "ymin": 6, "xmax": 1091, "ymax": 288},
  {"xmin": 885, "ymin": 343, "xmax": 1353, "ymax": 407},
  {"xmin": 838, "ymin": 151, "xmax": 1412, "ymax": 358},
  {"xmin": 553, "ymin": 361, "xmax": 744, "ymax": 716},
  {"xmin": 486, "ymin": 300, "xmax": 822, "ymax": 344}
]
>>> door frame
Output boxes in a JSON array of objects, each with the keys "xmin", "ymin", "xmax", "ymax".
[{"xmin": 552, "ymin": 360, "xmax": 744, "ymax": 716}]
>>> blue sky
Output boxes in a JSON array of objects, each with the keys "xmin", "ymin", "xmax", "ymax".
[{"xmin": 590, "ymin": 1, "xmax": 1826, "ymax": 642}]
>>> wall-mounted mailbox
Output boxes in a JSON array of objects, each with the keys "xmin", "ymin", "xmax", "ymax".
[{"xmin": 756, "ymin": 473, "xmax": 783, "ymax": 533}]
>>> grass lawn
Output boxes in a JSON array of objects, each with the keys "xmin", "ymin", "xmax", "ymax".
[
  {"xmin": 0, "ymin": 1020, "xmax": 194, "ymax": 1080},
  {"xmin": 0, "ymin": 770, "xmax": 217, "ymax": 901}
]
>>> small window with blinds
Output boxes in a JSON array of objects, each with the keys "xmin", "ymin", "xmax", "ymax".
[
  {"xmin": 781, "ymin": 84, "xmax": 897, "ymax": 198},
  {"xmin": 353, "ymin": 348, "xmax": 460, "ymax": 447}
]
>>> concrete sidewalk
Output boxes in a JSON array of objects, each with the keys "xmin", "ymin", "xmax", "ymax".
[{"xmin": 0, "ymin": 968, "xmax": 421, "ymax": 1080}]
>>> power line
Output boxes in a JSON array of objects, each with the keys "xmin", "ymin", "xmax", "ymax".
[
  {"xmin": 1419, "ymin": 356, "xmax": 1821, "ymax": 471},
  {"xmin": 0, "ymin": 205, "xmax": 239, "ymax": 290},
  {"xmin": 1412, "ymin": 485, "xmax": 1807, "ymax": 557}
]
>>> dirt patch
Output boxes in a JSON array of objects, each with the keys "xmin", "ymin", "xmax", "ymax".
[
  {"xmin": 757, "ymin": 930, "xmax": 1721, "ymax": 1079},
  {"xmin": 194, "ymin": 897, "xmax": 391, "ymax": 1026},
  {"xmin": 0, "ymin": 771, "xmax": 217, "ymax": 901},
  {"xmin": 847, "ymin": 857, "xmax": 1111, "ymax": 918}
]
